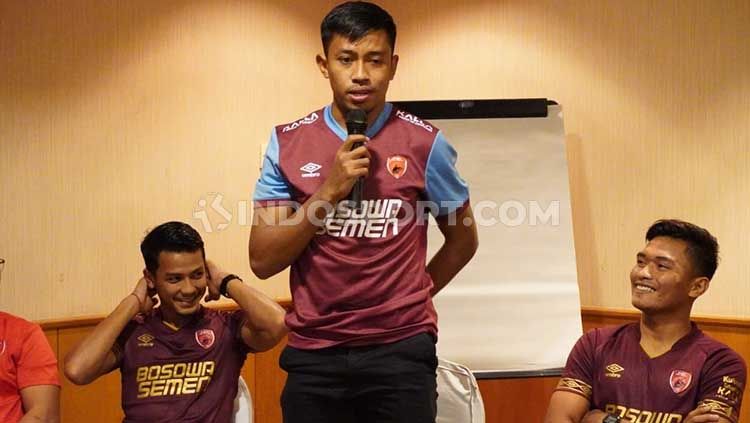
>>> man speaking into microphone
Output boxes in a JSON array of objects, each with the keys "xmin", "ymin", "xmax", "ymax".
[{"xmin": 249, "ymin": 2, "xmax": 478, "ymax": 422}]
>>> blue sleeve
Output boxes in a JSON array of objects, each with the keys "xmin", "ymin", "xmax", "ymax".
[
  {"xmin": 253, "ymin": 129, "xmax": 292, "ymax": 202},
  {"xmin": 425, "ymin": 131, "xmax": 469, "ymax": 216}
]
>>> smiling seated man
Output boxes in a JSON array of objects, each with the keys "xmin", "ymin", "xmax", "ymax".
[
  {"xmin": 64, "ymin": 221, "xmax": 287, "ymax": 422},
  {"xmin": 545, "ymin": 219, "xmax": 746, "ymax": 423}
]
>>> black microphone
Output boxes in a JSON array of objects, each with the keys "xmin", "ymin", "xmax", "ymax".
[{"xmin": 346, "ymin": 109, "xmax": 368, "ymax": 207}]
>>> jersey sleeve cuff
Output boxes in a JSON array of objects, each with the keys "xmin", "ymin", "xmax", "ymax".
[
  {"xmin": 253, "ymin": 199, "xmax": 297, "ymax": 208},
  {"xmin": 698, "ymin": 399, "xmax": 739, "ymax": 423},
  {"xmin": 434, "ymin": 199, "xmax": 470, "ymax": 223},
  {"xmin": 554, "ymin": 377, "xmax": 593, "ymax": 401},
  {"xmin": 18, "ymin": 376, "xmax": 61, "ymax": 389}
]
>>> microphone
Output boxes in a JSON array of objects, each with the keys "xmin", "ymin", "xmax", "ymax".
[{"xmin": 346, "ymin": 109, "xmax": 368, "ymax": 207}]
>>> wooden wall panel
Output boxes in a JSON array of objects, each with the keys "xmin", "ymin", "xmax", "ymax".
[
  {"xmin": 44, "ymin": 328, "xmax": 58, "ymax": 358},
  {"xmin": 240, "ymin": 353, "xmax": 257, "ymax": 406},
  {"xmin": 253, "ymin": 339, "xmax": 287, "ymax": 423},
  {"xmin": 57, "ymin": 325, "xmax": 124, "ymax": 423},
  {"xmin": 478, "ymin": 376, "xmax": 559, "ymax": 422}
]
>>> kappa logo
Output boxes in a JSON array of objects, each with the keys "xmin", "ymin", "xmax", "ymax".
[
  {"xmin": 300, "ymin": 162, "xmax": 322, "ymax": 178},
  {"xmin": 137, "ymin": 334, "xmax": 155, "ymax": 347},
  {"xmin": 605, "ymin": 363, "xmax": 624, "ymax": 378},
  {"xmin": 195, "ymin": 329, "xmax": 215, "ymax": 349},
  {"xmin": 669, "ymin": 370, "xmax": 692, "ymax": 394},
  {"xmin": 386, "ymin": 155, "xmax": 408, "ymax": 179},
  {"xmin": 282, "ymin": 112, "xmax": 319, "ymax": 132},
  {"xmin": 396, "ymin": 110, "xmax": 433, "ymax": 132}
]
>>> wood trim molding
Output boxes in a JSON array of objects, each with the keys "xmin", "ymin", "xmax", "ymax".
[
  {"xmin": 581, "ymin": 306, "xmax": 750, "ymax": 328},
  {"xmin": 39, "ymin": 304, "xmax": 748, "ymax": 331},
  {"xmin": 37, "ymin": 298, "xmax": 294, "ymax": 330}
]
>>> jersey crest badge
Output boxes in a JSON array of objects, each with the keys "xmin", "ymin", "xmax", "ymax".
[
  {"xmin": 195, "ymin": 329, "xmax": 215, "ymax": 349},
  {"xmin": 386, "ymin": 156, "xmax": 408, "ymax": 179},
  {"xmin": 669, "ymin": 370, "xmax": 692, "ymax": 394}
]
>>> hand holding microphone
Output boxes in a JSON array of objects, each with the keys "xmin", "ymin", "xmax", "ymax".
[
  {"xmin": 346, "ymin": 109, "xmax": 368, "ymax": 207},
  {"xmin": 319, "ymin": 109, "xmax": 370, "ymax": 204}
]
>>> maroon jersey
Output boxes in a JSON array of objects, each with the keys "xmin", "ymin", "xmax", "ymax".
[
  {"xmin": 114, "ymin": 307, "xmax": 249, "ymax": 423},
  {"xmin": 557, "ymin": 323, "xmax": 746, "ymax": 422},
  {"xmin": 254, "ymin": 104, "xmax": 469, "ymax": 349}
]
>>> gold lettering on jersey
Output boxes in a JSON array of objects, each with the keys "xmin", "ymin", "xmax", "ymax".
[
  {"xmin": 555, "ymin": 378, "xmax": 592, "ymax": 399},
  {"xmin": 722, "ymin": 376, "xmax": 742, "ymax": 387},
  {"xmin": 715, "ymin": 375, "xmax": 744, "ymax": 403},
  {"xmin": 137, "ymin": 334, "xmax": 154, "ymax": 347},
  {"xmin": 698, "ymin": 399, "xmax": 737, "ymax": 421},
  {"xmin": 319, "ymin": 199, "xmax": 402, "ymax": 238},
  {"xmin": 605, "ymin": 404, "xmax": 683, "ymax": 422},
  {"xmin": 717, "ymin": 383, "xmax": 741, "ymax": 402},
  {"xmin": 605, "ymin": 363, "xmax": 625, "ymax": 378},
  {"xmin": 136, "ymin": 361, "xmax": 215, "ymax": 398}
]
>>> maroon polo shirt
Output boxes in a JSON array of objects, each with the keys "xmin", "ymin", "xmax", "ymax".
[
  {"xmin": 557, "ymin": 322, "xmax": 746, "ymax": 422},
  {"xmin": 115, "ymin": 307, "xmax": 249, "ymax": 423},
  {"xmin": 253, "ymin": 103, "xmax": 470, "ymax": 349}
]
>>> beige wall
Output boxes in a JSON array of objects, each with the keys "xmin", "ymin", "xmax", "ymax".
[{"xmin": 1, "ymin": 0, "xmax": 748, "ymax": 320}]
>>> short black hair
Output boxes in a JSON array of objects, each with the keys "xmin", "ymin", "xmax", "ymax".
[
  {"xmin": 140, "ymin": 221, "xmax": 205, "ymax": 274},
  {"xmin": 646, "ymin": 219, "xmax": 719, "ymax": 280},
  {"xmin": 321, "ymin": 1, "xmax": 396, "ymax": 56}
]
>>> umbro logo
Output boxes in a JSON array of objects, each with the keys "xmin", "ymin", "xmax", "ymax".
[
  {"xmin": 605, "ymin": 363, "xmax": 624, "ymax": 378},
  {"xmin": 300, "ymin": 162, "xmax": 322, "ymax": 178},
  {"xmin": 137, "ymin": 333, "xmax": 155, "ymax": 348}
]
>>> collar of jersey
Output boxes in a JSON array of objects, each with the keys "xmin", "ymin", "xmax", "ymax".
[
  {"xmin": 634, "ymin": 321, "xmax": 701, "ymax": 356},
  {"xmin": 324, "ymin": 102, "xmax": 393, "ymax": 141},
  {"xmin": 154, "ymin": 305, "xmax": 205, "ymax": 333}
]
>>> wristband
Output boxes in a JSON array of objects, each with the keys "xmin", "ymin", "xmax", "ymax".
[
  {"xmin": 219, "ymin": 274, "xmax": 243, "ymax": 298},
  {"xmin": 129, "ymin": 293, "xmax": 143, "ymax": 309}
]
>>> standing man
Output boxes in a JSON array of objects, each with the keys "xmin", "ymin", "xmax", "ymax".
[
  {"xmin": 545, "ymin": 220, "xmax": 746, "ymax": 423},
  {"xmin": 249, "ymin": 2, "xmax": 478, "ymax": 422},
  {"xmin": 64, "ymin": 221, "xmax": 287, "ymax": 422}
]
